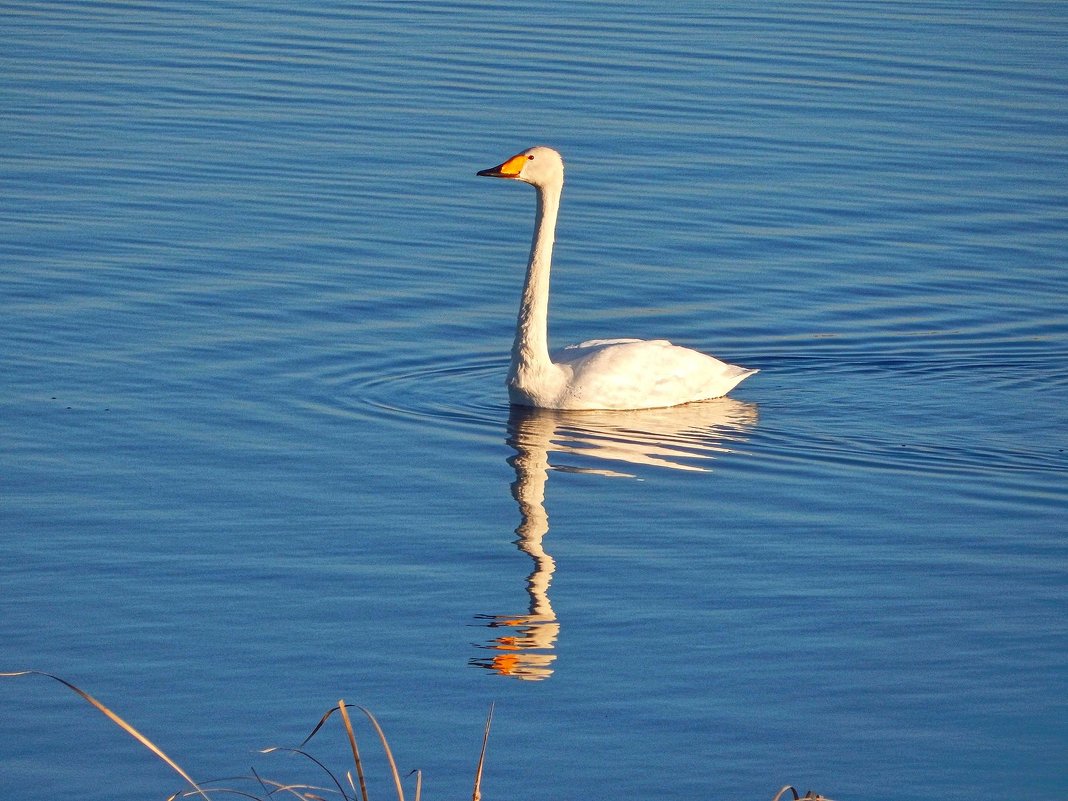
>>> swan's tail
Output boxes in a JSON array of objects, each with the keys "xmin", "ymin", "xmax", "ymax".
[{"xmin": 719, "ymin": 364, "xmax": 758, "ymax": 396}]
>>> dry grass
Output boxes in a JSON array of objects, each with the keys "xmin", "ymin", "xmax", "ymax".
[
  {"xmin": 1, "ymin": 670, "xmax": 490, "ymax": 801},
  {"xmin": 2, "ymin": 670, "xmax": 833, "ymax": 800}
]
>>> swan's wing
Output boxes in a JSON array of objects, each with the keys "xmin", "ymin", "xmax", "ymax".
[
  {"xmin": 560, "ymin": 338, "xmax": 645, "ymax": 351},
  {"xmin": 553, "ymin": 339, "xmax": 756, "ymax": 410}
]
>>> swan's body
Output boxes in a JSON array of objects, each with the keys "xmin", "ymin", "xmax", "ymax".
[{"xmin": 478, "ymin": 146, "xmax": 756, "ymax": 411}]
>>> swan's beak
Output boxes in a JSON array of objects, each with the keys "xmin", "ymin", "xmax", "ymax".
[{"xmin": 477, "ymin": 153, "xmax": 527, "ymax": 179}]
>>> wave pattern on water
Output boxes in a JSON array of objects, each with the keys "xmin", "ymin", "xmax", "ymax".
[{"xmin": 2, "ymin": 3, "xmax": 1067, "ymax": 801}]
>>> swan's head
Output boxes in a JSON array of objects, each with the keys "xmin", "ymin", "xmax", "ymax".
[{"xmin": 477, "ymin": 146, "xmax": 564, "ymax": 188}]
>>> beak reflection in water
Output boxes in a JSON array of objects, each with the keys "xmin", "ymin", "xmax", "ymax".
[{"xmin": 469, "ymin": 398, "xmax": 758, "ymax": 681}]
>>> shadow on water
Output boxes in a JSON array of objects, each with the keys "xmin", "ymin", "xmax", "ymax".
[{"xmin": 469, "ymin": 398, "xmax": 758, "ymax": 680}]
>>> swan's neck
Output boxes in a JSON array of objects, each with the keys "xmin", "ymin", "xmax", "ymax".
[{"xmin": 511, "ymin": 181, "xmax": 561, "ymax": 378}]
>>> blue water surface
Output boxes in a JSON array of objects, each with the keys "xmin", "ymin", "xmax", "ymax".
[{"xmin": 2, "ymin": 2, "xmax": 1066, "ymax": 800}]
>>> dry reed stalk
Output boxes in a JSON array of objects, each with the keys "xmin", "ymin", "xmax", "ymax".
[
  {"xmin": 472, "ymin": 701, "xmax": 494, "ymax": 801},
  {"xmin": 2, "ymin": 670, "xmax": 832, "ymax": 801},
  {"xmin": 337, "ymin": 700, "xmax": 370, "ymax": 801},
  {"xmin": 0, "ymin": 670, "xmax": 210, "ymax": 801},
  {"xmin": 356, "ymin": 705, "xmax": 406, "ymax": 801}
]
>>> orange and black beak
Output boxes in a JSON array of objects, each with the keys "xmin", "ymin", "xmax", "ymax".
[{"xmin": 477, "ymin": 152, "xmax": 528, "ymax": 179}]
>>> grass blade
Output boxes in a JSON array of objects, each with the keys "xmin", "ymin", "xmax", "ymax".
[
  {"xmin": 260, "ymin": 746, "xmax": 349, "ymax": 799},
  {"xmin": 1, "ymin": 670, "xmax": 210, "ymax": 801},
  {"xmin": 338, "ymin": 700, "xmax": 370, "ymax": 801},
  {"xmin": 297, "ymin": 704, "xmax": 342, "ymax": 748},
  {"xmin": 357, "ymin": 706, "xmax": 405, "ymax": 801},
  {"xmin": 472, "ymin": 702, "xmax": 494, "ymax": 801}
]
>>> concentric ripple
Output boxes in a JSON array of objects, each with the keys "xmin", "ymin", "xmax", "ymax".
[
  {"xmin": 354, "ymin": 353, "xmax": 510, "ymax": 431},
  {"xmin": 332, "ymin": 350, "xmax": 762, "ymax": 476}
]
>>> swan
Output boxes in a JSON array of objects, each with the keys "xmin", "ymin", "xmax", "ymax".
[{"xmin": 477, "ymin": 146, "xmax": 757, "ymax": 411}]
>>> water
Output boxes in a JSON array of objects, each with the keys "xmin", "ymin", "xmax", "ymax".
[{"xmin": 2, "ymin": 1, "xmax": 1066, "ymax": 799}]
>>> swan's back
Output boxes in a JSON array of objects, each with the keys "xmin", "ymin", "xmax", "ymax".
[{"xmin": 513, "ymin": 338, "xmax": 756, "ymax": 411}]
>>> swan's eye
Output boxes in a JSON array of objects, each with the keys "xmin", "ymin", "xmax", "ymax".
[{"xmin": 527, "ymin": 154, "xmax": 534, "ymax": 160}]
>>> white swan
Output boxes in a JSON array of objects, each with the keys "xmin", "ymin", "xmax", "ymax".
[{"xmin": 478, "ymin": 146, "xmax": 757, "ymax": 411}]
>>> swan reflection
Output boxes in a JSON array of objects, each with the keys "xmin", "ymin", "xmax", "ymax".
[{"xmin": 470, "ymin": 398, "xmax": 758, "ymax": 681}]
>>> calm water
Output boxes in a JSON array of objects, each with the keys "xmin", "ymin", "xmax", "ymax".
[{"xmin": 2, "ymin": 2, "xmax": 1066, "ymax": 799}]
